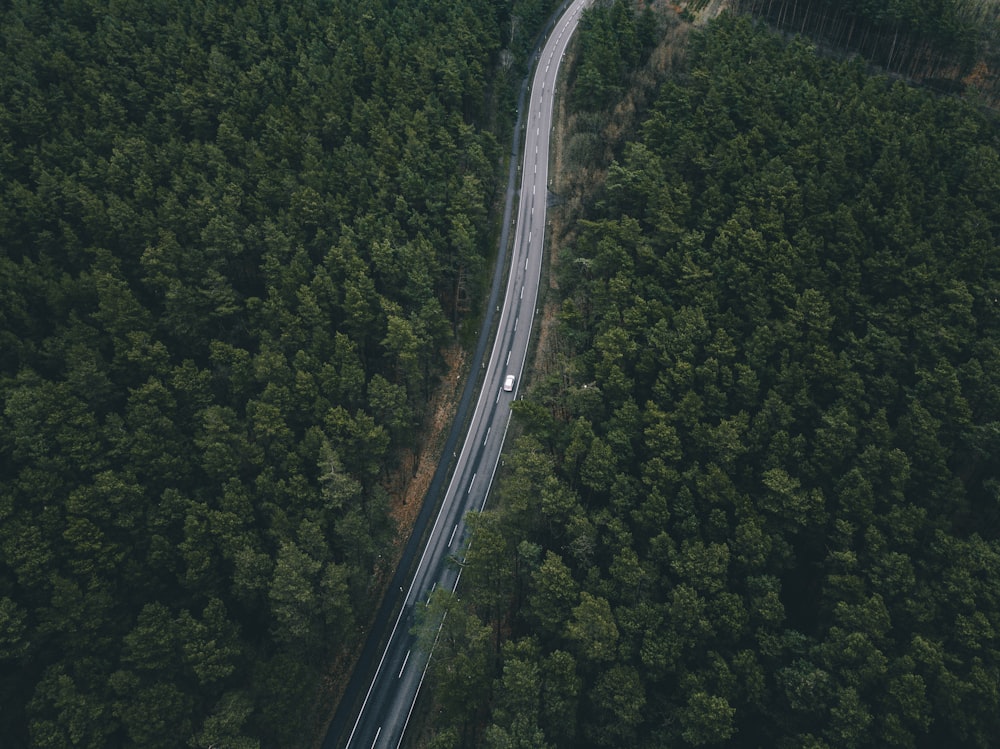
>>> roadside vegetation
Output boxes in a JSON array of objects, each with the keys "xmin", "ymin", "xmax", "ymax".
[{"xmin": 422, "ymin": 3, "xmax": 1000, "ymax": 748}]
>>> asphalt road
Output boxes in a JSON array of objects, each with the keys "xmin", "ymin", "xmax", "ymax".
[{"xmin": 323, "ymin": 2, "xmax": 592, "ymax": 747}]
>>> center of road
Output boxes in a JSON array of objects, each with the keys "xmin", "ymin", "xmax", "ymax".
[{"xmin": 322, "ymin": 3, "xmax": 593, "ymax": 747}]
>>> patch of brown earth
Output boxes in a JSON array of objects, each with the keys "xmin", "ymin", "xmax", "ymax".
[{"xmin": 387, "ymin": 343, "xmax": 467, "ymax": 547}]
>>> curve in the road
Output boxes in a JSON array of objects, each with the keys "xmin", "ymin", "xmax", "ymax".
[{"xmin": 321, "ymin": 2, "xmax": 592, "ymax": 747}]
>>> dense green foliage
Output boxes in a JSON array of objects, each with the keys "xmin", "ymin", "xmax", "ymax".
[
  {"xmin": 567, "ymin": 0, "xmax": 658, "ymax": 110},
  {"xmin": 0, "ymin": 0, "xmax": 558, "ymax": 746},
  {"xmin": 426, "ymin": 11, "xmax": 1000, "ymax": 749}
]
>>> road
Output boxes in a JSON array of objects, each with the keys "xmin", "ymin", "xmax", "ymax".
[{"xmin": 323, "ymin": 2, "xmax": 591, "ymax": 747}]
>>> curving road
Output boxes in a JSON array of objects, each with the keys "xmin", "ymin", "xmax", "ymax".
[{"xmin": 323, "ymin": 2, "xmax": 591, "ymax": 747}]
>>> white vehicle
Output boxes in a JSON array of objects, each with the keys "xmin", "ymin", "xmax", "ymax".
[{"xmin": 503, "ymin": 375, "xmax": 515, "ymax": 392}]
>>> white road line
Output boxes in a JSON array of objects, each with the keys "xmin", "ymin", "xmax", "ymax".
[
  {"xmin": 398, "ymin": 650, "xmax": 411, "ymax": 679},
  {"xmin": 484, "ymin": 426, "xmax": 492, "ymax": 445},
  {"xmin": 520, "ymin": 285, "xmax": 524, "ymax": 300},
  {"xmin": 506, "ymin": 350, "xmax": 511, "ymax": 366},
  {"xmin": 525, "ymin": 256, "xmax": 529, "ymax": 270},
  {"xmin": 448, "ymin": 524, "xmax": 458, "ymax": 548},
  {"xmin": 342, "ymin": 4, "xmax": 592, "ymax": 748},
  {"xmin": 467, "ymin": 473, "xmax": 476, "ymax": 493},
  {"xmin": 514, "ymin": 317, "xmax": 518, "ymax": 332}
]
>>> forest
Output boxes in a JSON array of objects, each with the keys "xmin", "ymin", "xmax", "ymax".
[
  {"xmin": 0, "ymin": 0, "xmax": 560, "ymax": 746},
  {"xmin": 419, "ymin": 4, "xmax": 1000, "ymax": 749},
  {"xmin": 728, "ymin": 0, "xmax": 1000, "ymax": 100}
]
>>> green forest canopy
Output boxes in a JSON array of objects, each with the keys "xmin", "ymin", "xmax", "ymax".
[
  {"xmin": 422, "ymin": 8, "xmax": 1000, "ymax": 749},
  {"xmin": 0, "ymin": 0, "xmax": 558, "ymax": 746}
]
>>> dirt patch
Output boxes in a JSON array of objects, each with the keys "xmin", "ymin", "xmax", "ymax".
[
  {"xmin": 534, "ymin": 59, "xmax": 578, "ymax": 383},
  {"xmin": 687, "ymin": 0, "xmax": 733, "ymax": 24},
  {"xmin": 387, "ymin": 344, "xmax": 467, "ymax": 546}
]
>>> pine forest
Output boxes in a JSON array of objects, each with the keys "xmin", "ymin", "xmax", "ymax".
[{"xmin": 2, "ymin": 0, "xmax": 1000, "ymax": 748}]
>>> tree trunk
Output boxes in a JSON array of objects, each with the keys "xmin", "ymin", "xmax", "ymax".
[{"xmin": 887, "ymin": 26, "xmax": 899, "ymax": 71}]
